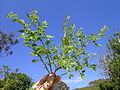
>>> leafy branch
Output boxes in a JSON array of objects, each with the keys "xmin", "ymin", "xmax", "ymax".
[{"xmin": 6, "ymin": 9, "xmax": 109, "ymax": 79}]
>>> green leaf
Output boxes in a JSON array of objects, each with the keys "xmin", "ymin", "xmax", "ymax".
[
  {"xmin": 62, "ymin": 37, "xmax": 69, "ymax": 46},
  {"xmin": 71, "ymin": 24, "xmax": 76, "ymax": 29},
  {"xmin": 46, "ymin": 35, "xmax": 54, "ymax": 38},
  {"xmin": 88, "ymin": 36, "xmax": 100, "ymax": 40},
  {"xmin": 38, "ymin": 26, "xmax": 42, "ymax": 30},
  {"xmin": 24, "ymin": 43, "xmax": 30, "ymax": 47},
  {"xmin": 2, "ymin": 65, "xmax": 8, "ymax": 68},
  {"xmin": 18, "ymin": 19, "xmax": 25, "ymax": 24},
  {"xmin": 26, "ymin": 13, "xmax": 30, "ymax": 18},
  {"xmin": 42, "ymin": 21, "xmax": 49, "ymax": 26},
  {"xmin": 41, "ymin": 26, "xmax": 47, "ymax": 29},
  {"xmin": 75, "ymin": 66, "xmax": 81, "ymax": 71},
  {"xmin": 50, "ymin": 45, "xmax": 55, "ymax": 48},
  {"xmin": 37, "ymin": 29, "xmax": 45, "ymax": 34},
  {"xmin": 29, "ymin": 52, "xmax": 37, "ymax": 56},
  {"xmin": 91, "ymin": 33, "xmax": 95, "ymax": 36},
  {"xmin": 99, "ymin": 29, "xmax": 104, "ymax": 33},
  {"xmin": 50, "ymin": 49, "xmax": 58, "ymax": 53},
  {"xmin": 80, "ymin": 73, "xmax": 85, "ymax": 79},
  {"xmin": 76, "ymin": 30, "xmax": 83, "ymax": 36},
  {"xmin": 94, "ymin": 43, "xmax": 102, "ymax": 47},
  {"xmin": 49, "ymin": 61, "xmax": 54, "ymax": 64},
  {"xmin": 67, "ymin": 45, "xmax": 74, "ymax": 48},
  {"xmin": 63, "ymin": 26, "xmax": 69, "ymax": 30},
  {"xmin": 32, "ymin": 60, "xmax": 38, "ymax": 63},
  {"xmin": 69, "ymin": 62, "xmax": 76, "ymax": 65},
  {"xmin": 103, "ymin": 25, "xmax": 109, "ymax": 31},
  {"xmin": 15, "ymin": 68, "xmax": 19, "ymax": 72},
  {"xmin": 66, "ymin": 68, "xmax": 71, "ymax": 72},
  {"xmin": 53, "ymin": 55, "xmax": 60, "ymax": 60},
  {"xmin": 7, "ymin": 69, "xmax": 11, "ymax": 71},
  {"xmin": 90, "ymin": 64, "xmax": 96, "ymax": 71},
  {"xmin": 31, "ymin": 14, "xmax": 38, "ymax": 20},
  {"xmin": 98, "ymin": 33, "xmax": 106, "ymax": 37},
  {"xmin": 13, "ymin": 19, "xmax": 18, "ymax": 22},
  {"xmin": 45, "ymin": 39, "xmax": 53, "ymax": 45},
  {"xmin": 99, "ymin": 25, "xmax": 109, "ymax": 33},
  {"xmin": 65, "ymin": 16, "xmax": 71, "ymax": 20},
  {"xmin": 18, "ymin": 30, "xmax": 25, "ymax": 33}
]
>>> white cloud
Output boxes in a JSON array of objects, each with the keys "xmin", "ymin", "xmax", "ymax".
[{"xmin": 62, "ymin": 76, "xmax": 82, "ymax": 84}]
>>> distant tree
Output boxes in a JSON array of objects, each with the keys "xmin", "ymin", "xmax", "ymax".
[
  {"xmin": 0, "ymin": 30, "xmax": 19, "ymax": 56},
  {"xmin": 99, "ymin": 32, "xmax": 120, "ymax": 89},
  {"xmin": 88, "ymin": 79, "xmax": 110, "ymax": 87},
  {"xmin": 73, "ymin": 86, "xmax": 100, "ymax": 90},
  {"xmin": 73, "ymin": 79, "xmax": 112, "ymax": 90},
  {"xmin": 0, "ymin": 65, "xmax": 34, "ymax": 90}
]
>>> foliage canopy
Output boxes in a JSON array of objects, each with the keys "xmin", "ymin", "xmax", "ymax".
[
  {"xmin": 99, "ymin": 32, "xmax": 120, "ymax": 89},
  {"xmin": 0, "ymin": 65, "xmax": 34, "ymax": 90}
]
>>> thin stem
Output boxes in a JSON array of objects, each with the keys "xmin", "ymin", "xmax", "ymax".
[
  {"xmin": 54, "ymin": 67, "xmax": 62, "ymax": 73},
  {"xmin": 60, "ymin": 72, "xmax": 69, "ymax": 76},
  {"xmin": 31, "ymin": 46, "xmax": 50, "ymax": 74},
  {"xmin": 53, "ymin": 62, "xmax": 57, "ymax": 72},
  {"xmin": 39, "ymin": 55, "xmax": 50, "ymax": 74},
  {"xmin": 47, "ymin": 44, "xmax": 54, "ymax": 73},
  {"xmin": 39, "ymin": 39, "xmax": 52, "ymax": 73},
  {"xmin": 46, "ymin": 54, "xmax": 52, "ymax": 73}
]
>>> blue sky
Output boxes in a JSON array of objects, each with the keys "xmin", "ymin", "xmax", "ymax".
[{"xmin": 0, "ymin": 0, "xmax": 120, "ymax": 89}]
